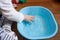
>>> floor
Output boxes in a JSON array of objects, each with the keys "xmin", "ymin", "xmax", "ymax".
[{"xmin": 12, "ymin": 0, "xmax": 60, "ymax": 40}]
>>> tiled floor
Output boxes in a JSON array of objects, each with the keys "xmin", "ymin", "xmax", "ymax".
[{"xmin": 12, "ymin": 0, "xmax": 60, "ymax": 40}]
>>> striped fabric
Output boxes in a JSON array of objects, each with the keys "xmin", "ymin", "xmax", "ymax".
[
  {"xmin": 0, "ymin": 28, "xmax": 18, "ymax": 40},
  {"xmin": 0, "ymin": 15, "xmax": 18, "ymax": 40}
]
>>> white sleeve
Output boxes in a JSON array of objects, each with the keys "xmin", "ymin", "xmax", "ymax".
[{"xmin": 0, "ymin": 0, "xmax": 24, "ymax": 22}]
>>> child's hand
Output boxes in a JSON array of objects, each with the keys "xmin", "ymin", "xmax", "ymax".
[
  {"xmin": 13, "ymin": 4, "xmax": 17, "ymax": 8},
  {"xmin": 24, "ymin": 15, "xmax": 34, "ymax": 22}
]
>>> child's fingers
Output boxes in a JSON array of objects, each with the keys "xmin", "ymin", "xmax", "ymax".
[
  {"xmin": 30, "ymin": 16, "xmax": 34, "ymax": 18},
  {"xmin": 28, "ymin": 16, "xmax": 34, "ymax": 23}
]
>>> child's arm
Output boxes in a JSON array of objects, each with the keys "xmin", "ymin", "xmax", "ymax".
[
  {"xmin": 0, "ymin": 0, "xmax": 34, "ymax": 22},
  {"xmin": 0, "ymin": 0, "xmax": 24, "ymax": 22}
]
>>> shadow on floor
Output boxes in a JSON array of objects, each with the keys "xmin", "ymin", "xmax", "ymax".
[{"xmin": 52, "ymin": 0, "xmax": 60, "ymax": 4}]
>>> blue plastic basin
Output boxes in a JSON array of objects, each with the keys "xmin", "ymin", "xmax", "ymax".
[{"xmin": 17, "ymin": 6, "xmax": 58, "ymax": 39}]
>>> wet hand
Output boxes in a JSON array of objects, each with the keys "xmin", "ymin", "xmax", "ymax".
[{"xmin": 24, "ymin": 15, "xmax": 34, "ymax": 22}]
